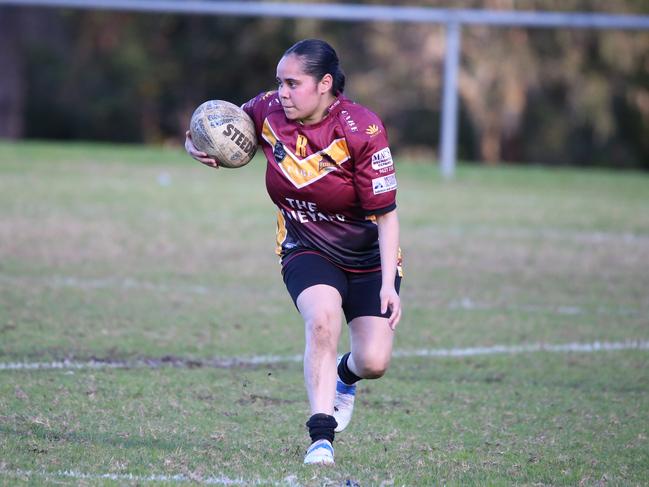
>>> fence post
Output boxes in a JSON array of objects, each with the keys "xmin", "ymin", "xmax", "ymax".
[{"xmin": 440, "ymin": 21, "xmax": 462, "ymax": 179}]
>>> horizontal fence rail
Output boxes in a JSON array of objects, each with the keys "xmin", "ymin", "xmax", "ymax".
[{"xmin": 2, "ymin": 1, "xmax": 649, "ymax": 29}]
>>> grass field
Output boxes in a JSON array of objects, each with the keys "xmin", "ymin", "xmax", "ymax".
[{"xmin": 1, "ymin": 140, "xmax": 648, "ymax": 486}]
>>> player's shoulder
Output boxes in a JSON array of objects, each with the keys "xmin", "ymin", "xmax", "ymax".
[
  {"xmin": 334, "ymin": 97, "xmax": 387, "ymax": 142},
  {"xmin": 243, "ymin": 90, "xmax": 283, "ymax": 116}
]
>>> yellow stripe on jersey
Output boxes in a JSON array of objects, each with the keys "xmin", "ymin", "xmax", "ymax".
[
  {"xmin": 262, "ymin": 119, "xmax": 350, "ymax": 189},
  {"xmin": 275, "ymin": 209, "xmax": 287, "ymax": 256},
  {"xmin": 397, "ymin": 247, "xmax": 404, "ymax": 277}
]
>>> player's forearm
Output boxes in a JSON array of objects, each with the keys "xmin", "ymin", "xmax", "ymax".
[{"xmin": 376, "ymin": 209, "xmax": 400, "ymax": 288}]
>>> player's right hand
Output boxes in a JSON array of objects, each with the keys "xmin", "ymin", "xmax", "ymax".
[
  {"xmin": 380, "ymin": 285, "xmax": 402, "ymax": 330},
  {"xmin": 185, "ymin": 131, "xmax": 221, "ymax": 169}
]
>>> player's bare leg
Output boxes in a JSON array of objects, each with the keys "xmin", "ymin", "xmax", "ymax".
[
  {"xmin": 334, "ymin": 316, "xmax": 394, "ymax": 432},
  {"xmin": 296, "ymin": 284, "xmax": 343, "ymax": 464},
  {"xmin": 348, "ymin": 315, "xmax": 394, "ymax": 378}
]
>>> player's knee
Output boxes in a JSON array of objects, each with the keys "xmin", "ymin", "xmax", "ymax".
[
  {"xmin": 355, "ymin": 355, "xmax": 390, "ymax": 379},
  {"xmin": 305, "ymin": 311, "xmax": 338, "ymax": 348}
]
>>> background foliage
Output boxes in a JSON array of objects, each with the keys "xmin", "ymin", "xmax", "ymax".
[{"xmin": 1, "ymin": 0, "xmax": 648, "ymax": 167}]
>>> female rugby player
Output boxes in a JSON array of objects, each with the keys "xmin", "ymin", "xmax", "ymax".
[{"xmin": 185, "ymin": 39, "xmax": 402, "ymax": 466}]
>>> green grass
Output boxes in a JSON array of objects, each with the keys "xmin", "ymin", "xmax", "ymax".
[{"xmin": 1, "ymin": 140, "xmax": 648, "ymax": 485}]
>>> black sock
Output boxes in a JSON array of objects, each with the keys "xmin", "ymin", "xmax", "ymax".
[
  {"xmin": 306, "ymin": 413, "xmax": 337, "ymax": 443},
  {"xmin": 337, "ymin": 352, "xmax": 362, "ymax": 385}
]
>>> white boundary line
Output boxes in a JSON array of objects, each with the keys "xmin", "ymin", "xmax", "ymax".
[
  {"xmin": 391, "ymin": 340, "xmax": 649, "ymax": 357},
  {"xmin": 1, "ymin": 340, "xmax": 648, "ymax": 372},
  {"xmin": 446, "ymin": 297, "xmax": 643, "ymax": 317},
  {"xmin": 1, "ymin": 468, "xmax": 286, "ymax": 486}
]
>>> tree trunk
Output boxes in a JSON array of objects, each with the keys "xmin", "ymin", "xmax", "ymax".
[{"xmin": 0, "ymin": 7, "xmax": 25, "ymax": 138}]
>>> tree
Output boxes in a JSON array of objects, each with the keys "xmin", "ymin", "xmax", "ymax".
[{"xmin": 0, "ymin": 7, "xmax": 25, "ymax": 138}]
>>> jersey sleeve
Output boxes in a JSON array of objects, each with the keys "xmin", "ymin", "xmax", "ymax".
[
  {"xmin": 242, "ymin": 91, "xmax": 279, "ymax": 142},
  {"xmin": 347, "ymin": 113, "xmax": 398, "ymax": 216}
]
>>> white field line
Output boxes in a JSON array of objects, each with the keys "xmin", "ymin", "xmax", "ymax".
[
  {"xmin": 391, "ymin": 340, "xmax": 649, "ymax": 358},
  {"xmin": 1, "ymin": 468, "xmax": 289, "ymax": 486},
  {"xmin": 446, "ymin": 297, "xmax": 645, "ymax": 317},
  {"xmin": 1, "ymin": 340, "xmax": 648, "ymax": 372},
  {"xmin": 0, "ymin": 274, "xmax": 645, "ymax": 318}
]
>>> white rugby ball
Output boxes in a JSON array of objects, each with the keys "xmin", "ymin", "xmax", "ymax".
[{"xmin": 190, "ymin": 100, "xmax": 257, "ymax": 168}]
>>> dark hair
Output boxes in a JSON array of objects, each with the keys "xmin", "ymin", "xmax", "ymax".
[{"xmin": 283, "ymin": 39, "xmax": 346, "ymax": 95}]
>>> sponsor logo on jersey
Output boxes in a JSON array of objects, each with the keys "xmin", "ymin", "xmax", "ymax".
[
  {"xmin": 340, "ymin": 110, "xmax": 359, "ymax": 132},
  {"xmin": 318, "ymin": 155, "xmax": 337, "ymax": 172},
  {"xmin": 365, "ymin": 124, "xmax": 381, "ymax": 136},
  {"xmin": 281, "ymin": 197, "xmax": 345, "ymax": 224},
  {"xmin": 371, "ymin": 147, "xmax": 393, "ymax": 171},
  {"xmin": 372, "ymin": 174, "xmax": 397, "ymax": 195},
  {"xmin": 273, "ymin": 141, "xmax": 286, "ymax": 163}
]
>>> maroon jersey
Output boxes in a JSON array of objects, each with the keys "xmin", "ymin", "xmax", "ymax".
[{"xmin": 242, "ymin": 91, "xmax": 398, "ymax": 272}]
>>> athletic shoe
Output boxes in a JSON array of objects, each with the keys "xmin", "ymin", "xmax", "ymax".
[
  {"xmin": 333, "ymin": 356, "xmax": 357, "ymax": 433},
  {"xmin": 303, "ymin": 439, "xmax": 335, "ymax": 465}
]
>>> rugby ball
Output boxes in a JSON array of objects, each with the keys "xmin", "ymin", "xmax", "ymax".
[{"xmin": 189, "ymin": 100, "xmax": 257, "ymax": 168}]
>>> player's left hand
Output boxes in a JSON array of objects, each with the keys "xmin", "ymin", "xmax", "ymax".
[{"xmin": 380, "ymin": 286, "xmax": 401, "ymax": 330}]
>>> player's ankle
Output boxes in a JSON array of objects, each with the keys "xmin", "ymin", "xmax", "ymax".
[
  {"xmin": 306, "ymin": 413, "xmax": 337, "ymax": 443},
  {"xmin": 337, "ymin": 352, "xmax": 362, "ymax": 385}
]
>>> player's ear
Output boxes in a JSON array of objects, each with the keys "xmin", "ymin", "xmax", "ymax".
[{"xmin": 319, "ymin": 73, "xmax": 333, "ymax": 95}]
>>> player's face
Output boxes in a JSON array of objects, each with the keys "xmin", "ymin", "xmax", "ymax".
[{"xmin": 276, "ymin": 54, "xmax": 334, "ymax": 125}]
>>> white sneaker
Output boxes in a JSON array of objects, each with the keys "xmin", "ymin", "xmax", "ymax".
[
  {"xmin": 333, "ymin": 357, "xmax": 357, "ymax": 433},
  {"xmin": 303, "ymin": 439, "xmax": 335, "ymax": 465}
]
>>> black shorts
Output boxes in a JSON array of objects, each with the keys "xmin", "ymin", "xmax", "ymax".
[{"xmin": 281, "ymin": 252, "xmax": 401, "ymax": 323}]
